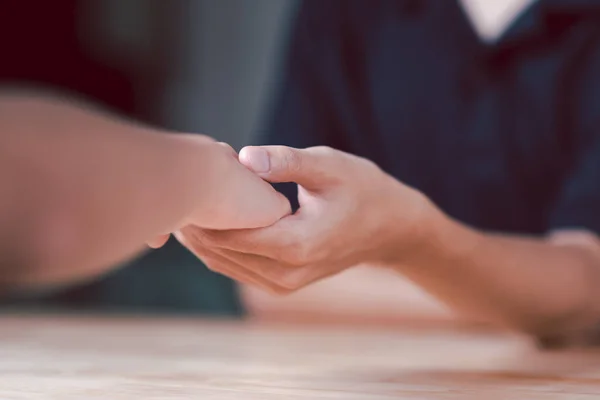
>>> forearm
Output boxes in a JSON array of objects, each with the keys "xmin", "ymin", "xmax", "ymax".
[
  {"xmin": 242, "ymin": 267, "xmax": 453, "ymax": 324},
  {"xmin": 0, "ymin": 91, "xmax": 216, "ymax": 289},
  {"xmin": 391, "ymin": 206, "xmax": 600, "ymax": 339}
]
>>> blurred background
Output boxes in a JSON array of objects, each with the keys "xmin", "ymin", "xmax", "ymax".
[
  {"xmin": 3, "ymin": 0, "xmax": 600, "ymax": 359},
  {"xmin": 163, "ymin": 0, "xmax": 296, "ymax": 148},
  {"xmin": 0, "ymin": 0, "xmax": 454, "ymax": 326}
]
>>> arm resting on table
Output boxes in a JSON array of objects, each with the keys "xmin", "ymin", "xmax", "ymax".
[{"xmin": 391, "ymin": 207, "xmax": 600, "ymax": 346}]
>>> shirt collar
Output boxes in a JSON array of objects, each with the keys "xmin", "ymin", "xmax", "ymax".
[{"xmin": 500, "ymin": 0, "xmax": 600, "ymax": 45}]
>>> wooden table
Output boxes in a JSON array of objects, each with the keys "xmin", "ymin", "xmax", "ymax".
[{"xmin": 2, "ymin": 316, "xmax": 600, "ymax": 399}]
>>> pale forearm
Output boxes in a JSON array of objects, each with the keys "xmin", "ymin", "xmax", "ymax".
[
  {"xmin": 392, "ymin": 208, "xmax": 600, "ymax": 339},
  {"xmin": 0, "ymin": 91, "xmax": 216, "ymax": 288},
  {"xmin": 242, "ymin": 267, "xmax": 453, "ymax": 324}
]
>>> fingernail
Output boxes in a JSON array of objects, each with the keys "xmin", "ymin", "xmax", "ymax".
[{"xmin": 241, "ymin": 147, "xmax": 270, "ymax": 173}]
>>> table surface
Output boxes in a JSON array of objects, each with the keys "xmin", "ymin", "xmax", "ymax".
[{"xmin": 2, "ymin": 316, "xmax": 600, "ymax": 399}]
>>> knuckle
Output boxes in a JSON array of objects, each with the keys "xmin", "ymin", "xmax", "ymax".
[
  {"xmin": 311, "ymin": 145, "xmax": 337, "ymax": 157},
  {"xmin": 280, "ymin": 148, "xmax": 303, "ymax": 173},
  {"xmin": 360, "ymin": 156, "xmax": 380, "ymax": 171}
]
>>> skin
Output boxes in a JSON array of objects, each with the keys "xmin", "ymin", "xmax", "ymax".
[
  {"xmin": 240, "ymin": 267, "xmax": 456, "ymax": 327},
  {"xmin": 0, "ymin": 91, "xmax": 290, "ymax": 292},
  {"xmin": 168, "ymin": 145, "xmax": 600, "ymax": 345}
]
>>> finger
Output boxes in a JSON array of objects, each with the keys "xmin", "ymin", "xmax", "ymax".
[
  {"xmin": 199, "ymin": 217, "xmax": 305, "ymax": 260},
  {"xmin": 215, "ymin": 250, "xmax": 294, "ymax": 295},
  {"xmin": 196, "ymin": 250, "xmax": 257, "ymax": 288},
  {"xmin": 239, "ymin": 146, "xmax": 343, "ymax": 191},
  {"xmin": 210, "ymin": 246, "xmax": 341, "ymax": 292},
  {"xmin": 147, "ymin": 234, "xmax": 170, "ymax": 249},
  {"xmin": 174, "ymin": 230, "xmax": 257, "ymax": 286},
  {"xmin": 547, "ymin": 229, "xmax": 600, "ymax": 255},
  {"xmin": 175, "ymin": 229, "xmax": 289, "ymax": 294},
  {"xmin": 215, "ymin": 247, "xmax": 299, "ymax": 291}
]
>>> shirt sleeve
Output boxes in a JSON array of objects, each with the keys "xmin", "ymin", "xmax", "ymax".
[{"xmin": 548, "ymin": 42, "xmax": 600, "ymax": 235}]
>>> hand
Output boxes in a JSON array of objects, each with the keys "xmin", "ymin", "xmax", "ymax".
[
  {"xmin": 175, "ymin": 145, "xmax": 434, "ymax": 293},
  {"xmin": 147, "ymin": 140, "xmax": 292, "ymax": 248}
]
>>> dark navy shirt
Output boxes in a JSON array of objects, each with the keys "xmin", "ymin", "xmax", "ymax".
[{"xmin": 262, "ymin": 0, "xmax": 600, "ymax": 236}]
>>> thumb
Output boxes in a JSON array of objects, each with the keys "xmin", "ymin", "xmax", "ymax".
[{"xmin": 239, "ymin": 146, "xmax": 340, "ymax": 190}]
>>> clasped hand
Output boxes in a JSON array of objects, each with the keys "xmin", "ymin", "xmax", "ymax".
[{"xmin": 151, "ymin": 144, "xmax": 430, "ymax": 294}]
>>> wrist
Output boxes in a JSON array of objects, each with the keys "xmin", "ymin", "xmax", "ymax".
[
  {"xmin": 147, "ymin": 133, "xmax": 218, "ymax": 230},
  {"xmin": 417, "ymin": 207, "xmax": 481, "ymax": 266},
  {"xmin": 380, "ymin": 191, "xmax": 480, "ymax": 269}
]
